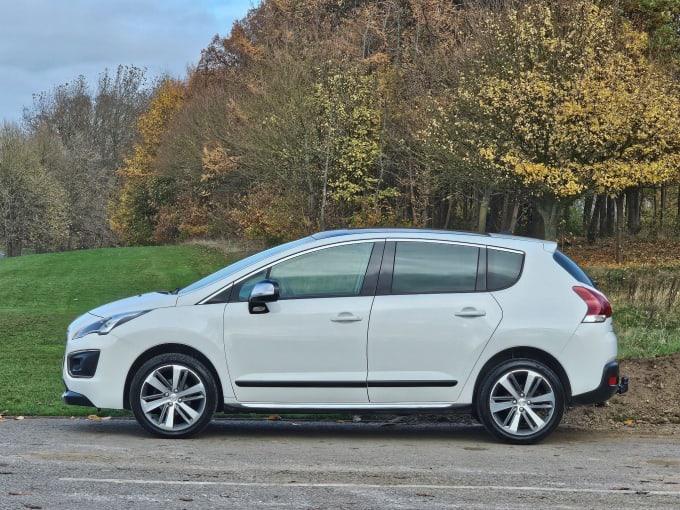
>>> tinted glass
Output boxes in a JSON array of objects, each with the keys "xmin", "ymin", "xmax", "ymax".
[
  {"xmin": 235, "ymin": 270, "xmax": 267, "ymax": 301},
  {"xmin": 487, "ymin": 248, "xmax": 524, "ymax": 290},
  {"xmin": 553, "ymin": 250, "xmax": 594, "ymax": 286},
  {"xmin": 392, "ymin": 242, "xmax": 479, "ymax": 294},
  {"xmin": 179, "ymin": 236, "xmax": 313, "ymax": 295},
  {"xmin": 269, "ymin": 242, "xmax": 374, "ymax": 299}
]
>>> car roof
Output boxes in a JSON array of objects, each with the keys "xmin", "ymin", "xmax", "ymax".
[
  {"xmin": 311, "ymin": 228, "xmax": 489, "ymax": 239},
  {"xmin": 311, "ymin": 228, "xmax": 548, "ymax": 245}
]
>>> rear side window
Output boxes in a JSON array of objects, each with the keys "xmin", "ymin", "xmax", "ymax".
[
  {"xmin": 392, "ymin": 241, "xmax": 479, "ymax": 294},
  {"xmin": 487, "ymin": 248, "xmax": 524, "ymax": 290},
  {"xmin": 553, "ymin": 250, "xmax": 594, "ymax": 286}
]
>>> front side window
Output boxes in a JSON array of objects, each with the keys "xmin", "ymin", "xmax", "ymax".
[
  {"xmin": 234, "ymin": 242, "xmax": 374, "ymax": 300},
  {"xmin": 392, "ymin": 241, "xmax": 479, "ymax": 294}
]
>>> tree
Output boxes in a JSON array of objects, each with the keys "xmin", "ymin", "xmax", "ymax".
[
  {"xmin": 24, "ymin": 66, "xmax": 150, "ymax": 248},
  {"xmin": 0, "ymin": 123, "xmax": 68, "ymax": 256},
  {"xmin": 436, "ymin": 0, "xmax": 680, "ymax": 248},
  {"xmin": 109, "ymin": 79, "xmax": 186, "ymax": 245}
]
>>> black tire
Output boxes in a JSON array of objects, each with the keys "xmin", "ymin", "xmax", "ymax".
[
  {"xmin": 129, "ymin": 353, "xmax": 217, "ymax": 438},
  {"xmin": 477, "ymin": 359, "xmax": 565, "ymax": 444}
]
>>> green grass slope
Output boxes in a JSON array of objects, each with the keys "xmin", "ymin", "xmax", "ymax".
[{"xmin": 0, "ymin": 245, "xmax": 233, "ymax": 416}]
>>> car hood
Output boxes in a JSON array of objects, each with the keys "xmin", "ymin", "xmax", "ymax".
[{"xmin": 88, "ymin": 292, "xmax": 178, "ymax": 318}]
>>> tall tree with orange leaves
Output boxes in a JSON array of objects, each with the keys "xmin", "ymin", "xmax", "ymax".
[{"xmin": 109, "ymin": 79, "xmax": 185, "ymax": 244}]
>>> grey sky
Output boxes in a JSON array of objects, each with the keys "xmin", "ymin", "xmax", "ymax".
[{"xmin": 0, "ymin": 0, "xmax": 256, "ymax": 123}]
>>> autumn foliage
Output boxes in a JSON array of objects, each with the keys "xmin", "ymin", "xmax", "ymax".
[{"xmin": 4, "ymin": 1, "xmax": 680, "ymax": 261}]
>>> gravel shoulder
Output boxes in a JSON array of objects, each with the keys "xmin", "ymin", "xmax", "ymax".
[{"xmin": 562, "ymin": 352, "xmax": 680, "ymax": 434}]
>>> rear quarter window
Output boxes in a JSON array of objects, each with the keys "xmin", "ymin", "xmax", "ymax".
[
  {"xmin": 552, "ymin": 250, "xmax": 594, "ymax": 286},
  {"xmin": 487, "ymin": 248, "xmax": 524, "ymax": 290}
]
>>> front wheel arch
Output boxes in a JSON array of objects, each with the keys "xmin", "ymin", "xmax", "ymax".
[
  {"xmin": 129, "ymin": 352, "xmax": 218, "ymax": 438},
  {"xmin": 124, "ymin": 343, "xmax": 224, "ymax": 412}
]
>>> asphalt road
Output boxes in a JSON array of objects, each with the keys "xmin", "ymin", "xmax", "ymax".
[{"xmin": 1, "ymin": 417, "xmax": 679, "ymax": 509}]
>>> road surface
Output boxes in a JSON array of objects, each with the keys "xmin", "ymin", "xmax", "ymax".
[{"xmin": 1, "ymin": 417, "xmax": 679, "ymax": 509}]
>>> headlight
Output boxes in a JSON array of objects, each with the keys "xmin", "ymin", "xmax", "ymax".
[{"xmin": 73, "ymin": 310, "xmax": 150, "ymax": 339}]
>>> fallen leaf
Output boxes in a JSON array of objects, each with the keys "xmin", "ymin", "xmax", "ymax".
[
  {"xmin": 87, "ymin": 415, "xmax": 101, "ymax": 421},
  {"xmin": 267, "ymin": 414, "xmax": 281, "ymax": 421}
]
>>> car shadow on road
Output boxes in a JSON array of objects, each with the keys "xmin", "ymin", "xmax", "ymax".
[{"xmin": 65, "ymin": 415, "xmax": 602, "ymax": 446}]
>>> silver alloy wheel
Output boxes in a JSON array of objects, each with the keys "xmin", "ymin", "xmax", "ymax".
[
  {"xmin": 488, "ymin": 368, "xmax": 556, "ymax": 437},
  {"xmin": 139, "ymin": 363, "xmax": 207, "ymax": 432}
]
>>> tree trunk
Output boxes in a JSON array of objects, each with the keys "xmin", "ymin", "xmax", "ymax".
[
  {"xmin": 509, "ymin": 202, "xmax": 520, "ymax": 234},
  {"xmin": 660, "ymin": 185, "xmax": 667, "ymax": 230},
  {"xmin": 605, "ymin": 196, "xmax": 615, "ymax": 237},
  {"xmin": 444, "ymin": 191, "xmax": 454, "ymax": 229},
  {"xmin": 588, "ymin": 194, "xmax": 605, "ymax": 244},
  {"xmin": 319, "ymin": 129, "xmax": 332, "ymax": 231},
  {"xmin": 535, "ymin": 198, "xmax": 559, "ymax": 241},
  {"xmin": 677, "ymin": 185, "xmax": 680, "ymax": 231},
  {"xmin": 615, "ymin": 194, "xmax": 625, "ymax": 263},
  {"xmin": 582, "ymin": 194, "xmax": 594, "ymax": 236},
  {"xmin": 626, "ymin": 187, "xmax": 642, "ymax": 234},
  {"xmin": 5, "ymin": 237, "xmax": 22, "ymax": 257},
  {"xmin": 477, "ymin": 187, "xmax": 492, "ymax": 233}
]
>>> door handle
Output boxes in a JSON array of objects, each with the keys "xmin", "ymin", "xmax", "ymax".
[
  {"xmin": 331, "ymin": 312, "xmax": 363, "ymax": 323},
  {"xmin": 455, "ymin": 307, "xmax": 486, "ymax": 317}
]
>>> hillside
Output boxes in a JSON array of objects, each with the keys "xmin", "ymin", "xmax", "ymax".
[{"xmin": 0, "ymin": 245, "xmax": 234, "ymax": 416}]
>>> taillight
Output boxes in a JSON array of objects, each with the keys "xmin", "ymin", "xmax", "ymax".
[{"xmin": 572, "ymin": 286, "xmax": 612, "ymax": 323}]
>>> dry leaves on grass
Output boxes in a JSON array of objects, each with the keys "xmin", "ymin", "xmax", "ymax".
[{"xmin": 564, "ymin": 237, "xmax": 680, "ymax": 267}]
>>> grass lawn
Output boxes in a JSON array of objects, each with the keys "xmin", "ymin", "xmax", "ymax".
[
  {"xmin": 587, "ymin": 265, "xmax": 680, "ymax": 358},
  {"xmin": 0, "ymin": 245, "xmax": 234, "ymax": 416}
]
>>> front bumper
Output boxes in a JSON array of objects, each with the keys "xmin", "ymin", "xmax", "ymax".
[
  {"xmin": 571, "ymin": 361, "xmax": 629, "ymax": 405},
  {"xmin": 62, "ymin": 389, "xmax": 96, "ymax": 408}
]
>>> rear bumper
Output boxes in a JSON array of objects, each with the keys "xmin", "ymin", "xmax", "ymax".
[{"xmin": 571, "ymin": 361, "xmax": 629, "ymax": 405}]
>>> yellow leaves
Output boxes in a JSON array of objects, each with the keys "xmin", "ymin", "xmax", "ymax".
[
  {"xmin": 200, "ymin": 145, "xmax": 239, "ymax": 183},
  {"xmin": 505, "ymin": 158, "xmax": 584, "ymax": 198},
  {"xmin": 137, "ymin": 80, "xmax": 185, "ymax": 146},
  {"xmin": 439, "ymin": 0, "xmax": 680, "ymax": 202}
]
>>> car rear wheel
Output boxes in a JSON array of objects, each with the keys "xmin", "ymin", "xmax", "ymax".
[
  {"xmin": 477, "ymin": 359, "xmax": 565, "ymax": 444},
  {"xmin": 130, "ymin": 353, "xmax": 217, "ymax": 438}
]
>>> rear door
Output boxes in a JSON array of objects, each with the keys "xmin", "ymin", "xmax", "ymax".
[{"xmin": 367, "ymin": 240, "xmax": 502, "ymax": 403}]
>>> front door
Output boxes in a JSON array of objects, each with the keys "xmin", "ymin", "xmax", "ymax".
[{"xmin": 223, "ymin": 241, "xmax": 380, "ymax": 404}]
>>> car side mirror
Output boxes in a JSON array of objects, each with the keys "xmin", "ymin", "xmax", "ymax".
[{"xmin": 248, "ymin": 280, "xmax": 280, "ymax": 314}]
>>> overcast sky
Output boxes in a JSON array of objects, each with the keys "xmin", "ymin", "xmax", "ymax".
[{"xmin": 0, "ymin": 0, "xmax": 257, "ymax": 124}]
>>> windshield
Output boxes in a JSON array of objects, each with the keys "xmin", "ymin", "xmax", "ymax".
[{"xmin": 178, "ymin": 236, "xmax": 314, "ymax": 295}]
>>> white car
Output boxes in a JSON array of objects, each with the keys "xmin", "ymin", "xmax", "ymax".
[{"xmin": 62, "ymin": 229, "xmax": 627, "ymax": 444}]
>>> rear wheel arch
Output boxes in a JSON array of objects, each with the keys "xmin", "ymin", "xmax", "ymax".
[
  {"xmin": 473, "ymin": 347, "xmax": 572, "ymax": 412},
  {"xmin": 124, "ymin": 343, "xmax": 225, "ymax": 412}
]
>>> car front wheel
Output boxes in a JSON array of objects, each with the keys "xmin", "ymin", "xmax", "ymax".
[
  {"xmin": 477, "ymin": 359, "xmax": 565, "ymax": 444},
  {"xmin": 130, "ymin": 353, "xmax": 217, "ymax": 438}
]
